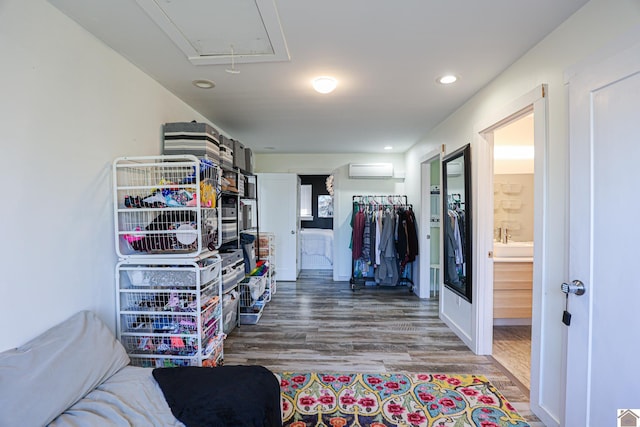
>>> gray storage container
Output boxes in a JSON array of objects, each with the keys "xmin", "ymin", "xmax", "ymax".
[
  {"xmin": 233, "ymin": 139, "xmax": 246, "ymax": 171},
  {"xmin": 244, "ymin": 147, "xmax": 254, "ymax": 174},
  {"xmin": 219, "ymin": 135, "xmax": 234, "ymax": 169},
  {"xmin": 163, "ymin": 122, "xmax": 220, "ymax": 161},
  {"xmin": 242, "ymin": 204, "xmax": 252, "ymax": 229},
  {"xmin": 220, "ymin": 249, "xmax": 243, "ymax": 267},
  {"xmin": 221, "ymin": 207, "xmax": 237, "ymax": 219},
  {"xmin": 246, "ymin": 182, "xmax": 257, "ymax": 199},
  {"xmin": 222, "ymin": 293, "xmax": 239, "ymax": 334},
  {"xmin": 221, "ymin": 259, "xmax": 245, "ymax": 292}
]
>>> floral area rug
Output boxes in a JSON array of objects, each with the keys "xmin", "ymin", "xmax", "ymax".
[{"xmin": 278, "ymin": 372, "xmax": 530, "ymax": 427}]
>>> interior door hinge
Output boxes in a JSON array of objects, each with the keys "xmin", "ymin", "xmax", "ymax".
[{"xmin": 542, "ymin": 86, "xmax": 546, "ymax": 98}]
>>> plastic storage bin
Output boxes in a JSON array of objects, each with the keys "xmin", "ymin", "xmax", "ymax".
[
  {"xmin": 222, "ymin": 292, "xmax": 239, "ymax": 334},
  {"xmin": 113, "ymin": 155, "xmax": 221, "ymax": 258}
]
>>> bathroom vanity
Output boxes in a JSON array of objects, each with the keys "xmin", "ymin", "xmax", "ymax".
[{"xmin": 493, "ymin": 242, "xmax": 533, "ymax": 319}]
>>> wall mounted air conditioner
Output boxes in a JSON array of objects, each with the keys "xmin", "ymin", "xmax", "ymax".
[
  {"xmin": 446, "ymin": 161, "xmax": 462, "ymax": 176},
  {"xmin": 348, "ymin": 163, "xmax": 394, "ymax": 179}
]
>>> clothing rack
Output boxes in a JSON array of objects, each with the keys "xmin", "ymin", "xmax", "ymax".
[{"xmin": 349, "ymin": 195, "xmax": 418, "ymax": 292}]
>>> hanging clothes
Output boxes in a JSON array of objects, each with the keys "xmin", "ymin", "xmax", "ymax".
[
  {"xmin": 444, "ymin": 209, "xmax": 464, "ymax": 285},
  {"xmin": 396, "ymin": 207, "xmax": 419, "ymax": 267},
  {"xmin": 352, "ymin": 206, "xmax": 366, "ymax": 260},
  {"xmin": 375, "ymin": 210, "xmax": 399, "ymax": 285},
  {"xmin": 361, "ymin": 211, "xmax": 372, "ymax": 263},
  {"xmin": 349, "ymin": 195, "xmax": 417, "ymax": 291}
]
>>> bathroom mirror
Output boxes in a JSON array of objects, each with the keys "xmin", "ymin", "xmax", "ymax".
[{"xmin": 442, "ymin": 144, "xmax": 472, "ymax": 302}]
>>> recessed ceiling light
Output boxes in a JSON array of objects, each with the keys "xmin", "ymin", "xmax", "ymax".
[
  {"xmin": 192, "ymin": 79, "xmax": 215, "ymax": 89},
  {"xmin": 312, "ymin": 76, "xmax": 337, "ymax": 94},
  {"xmin": 437, "ymin": 75, "xmax": 458, "ymax": 85},
  {"xmin": 384, "ymin": 146, "xmax": 393, "ymax": 150}
]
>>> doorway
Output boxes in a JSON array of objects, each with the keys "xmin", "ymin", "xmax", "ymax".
[
  {"xmin": 491, "ymin": 113, "xmax": 535, "ymax": 390},
  {"xmin": 419, "ymin": 149, "xmax": 442, "ymax": 300},
  {"xmin": 298, "ymin": 174, "xmax": 334, "ymax": 275},
  {"xmin": 474, "ymin": 84, "xmax": 549, "ymax": 421}
]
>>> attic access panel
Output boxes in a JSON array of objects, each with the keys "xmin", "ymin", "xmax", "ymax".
[{"xmin": 136, "ymin": 0, "xmax": 290, "ymax": 65}]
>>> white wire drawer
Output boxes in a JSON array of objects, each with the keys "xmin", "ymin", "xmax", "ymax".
[
  {"xmin": 113, "ymin": 155, "xmax": 221, "ymax": 258},
  {"xmin": 120, "ymin": 327, "xmax": 216, "ymax": 356},
  {"xmin": 117, "ymin": 258, "xmax": 221, "ymax": 290},
  {"xmin": 128, "ymin": 336, "xmax": 224, "ymax": 368},
  {"xmin": 238, "ymin": 276, "xmax": 267, "ymax": 308},
  {"xmin": 119, "ymin": 289, "xmax": 219, "ymax": 313},
  {"xmin": 119, "ymin": 311, "xmax": 218, "ymax": 335}
]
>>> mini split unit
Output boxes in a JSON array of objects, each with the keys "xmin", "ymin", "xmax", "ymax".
[{"xmin": 348, "ymin": 163, "xmax": 394, "ymax": 179}]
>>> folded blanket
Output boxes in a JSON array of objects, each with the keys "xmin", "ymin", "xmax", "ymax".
[{"xmin": 152, "ymin": 365, "xmax": 281, "ymax": 427}]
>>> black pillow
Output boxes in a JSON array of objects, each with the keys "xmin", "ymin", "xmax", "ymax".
[{"xmin": 153, "ymin": 365, "xmax": 282, "ymax": 427}]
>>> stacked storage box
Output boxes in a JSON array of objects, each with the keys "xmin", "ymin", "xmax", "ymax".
[
  {"xmin": 162, "ymin": 122, "xmax": 220, "ymax": 163},
  {"xmin": 244, "ymin": 148, "xmax": 254, "ymax": 174},
  {"xmin": 232, "ymin": 139, "xmax": 246, "ymax": 171},
  {"xmin": 221, "ymin": 195, "xmax": 238, "ymax": 244},
  {"xmin": 219, "ymin": 136, "xmax": 234, "ymax": 169}
]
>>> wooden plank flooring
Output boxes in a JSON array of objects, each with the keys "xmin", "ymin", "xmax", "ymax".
[
  {"xmin": 224, "ymin": 270, "xmax": 544, "ymax": 426},
  {"xmin": 493, "ymin": 325, "xmax": 532, "ymax": 390}
]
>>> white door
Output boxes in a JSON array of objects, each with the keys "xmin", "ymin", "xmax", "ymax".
[
  {"xmin": 257, "ymin": 173, "xmax": 300, "ymax": 281},
  {"xmin": 565, "ymin": 38, "xmax": 640, "ymax": 425},
  {"xmin": 296, "ymin": 175, "xmax": 302, "ymax": 277}
]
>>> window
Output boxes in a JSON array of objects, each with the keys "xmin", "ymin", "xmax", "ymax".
[{"xmin": 300, "ymin": 184, "xmax": 313, "ymax": 220}]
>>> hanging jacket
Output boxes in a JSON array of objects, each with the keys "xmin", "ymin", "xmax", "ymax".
[
  {"xmin": 375, "ymin": 211, "xmax": 399, "ymax": 285},
  {"xmin": 352, "ymin": 209, "xmax": 366, "ymax": 259}
]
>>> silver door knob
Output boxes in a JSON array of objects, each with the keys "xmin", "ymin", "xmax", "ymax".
[{"xmin": 561, "ymin": 280, "xmax": 585, "ymax": 296}]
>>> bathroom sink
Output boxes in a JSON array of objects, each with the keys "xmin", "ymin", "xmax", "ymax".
[{"xmin": 493, "ymin": 241, "xmax": 534, "ymax": 258}]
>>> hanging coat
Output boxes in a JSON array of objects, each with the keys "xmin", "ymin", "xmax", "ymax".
[
  {"xmin": 352, "ymin": 209, "xmax": 366, "ymax": 259},
  {"xmin": 375, "ymin": 211, "xmax": 399, "ymax": 285}
]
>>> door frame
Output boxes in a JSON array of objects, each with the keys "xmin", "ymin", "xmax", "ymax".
[
  {"xmin": 473, "ymin": 85, "xmax": 551, "ymax": 423},
  {"xmin": 419, "ymin": 149, "xmax": 443, "ymax": 299}
]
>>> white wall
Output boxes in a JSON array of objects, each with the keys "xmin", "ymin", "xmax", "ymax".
[
  {"xmin": 403, "ymin": 0, "xmax": 640, "ymax": 424},
  {"xmin": 256, "ymin": 154, "xmax": 405, "ymax": 281},
  {"xmin": 0, "ymin": 0, "xmax": 225, "ymax": 351}
]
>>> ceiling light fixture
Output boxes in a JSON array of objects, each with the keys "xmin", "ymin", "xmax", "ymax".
[
  {"xmin": 312, "ymin": 76, "xmax": 337, "ymax": 94},
  {"xmin": 384, "ymin": 146, "xmax": 393, "ymax": 150},
  {"xmin": 437, "ymin": 74, "xmax": 458, "ymax": 85},
  {"xmin": 192, "ymin": 79, "xmax": 215, "ymax": 89}
]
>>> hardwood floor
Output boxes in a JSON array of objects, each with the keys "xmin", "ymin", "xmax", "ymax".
[
  {"xmin": 493, "ymin": 325, "xmax": 532, "ymax": 390},
  {"xmin": 224, "ymin": 270, "xmax": 544, "ymax": 426}
]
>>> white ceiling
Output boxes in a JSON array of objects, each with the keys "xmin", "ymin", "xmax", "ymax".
[{"xmin": 49, "ymin": 0, "xmax": 589, "ymax": 154}]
